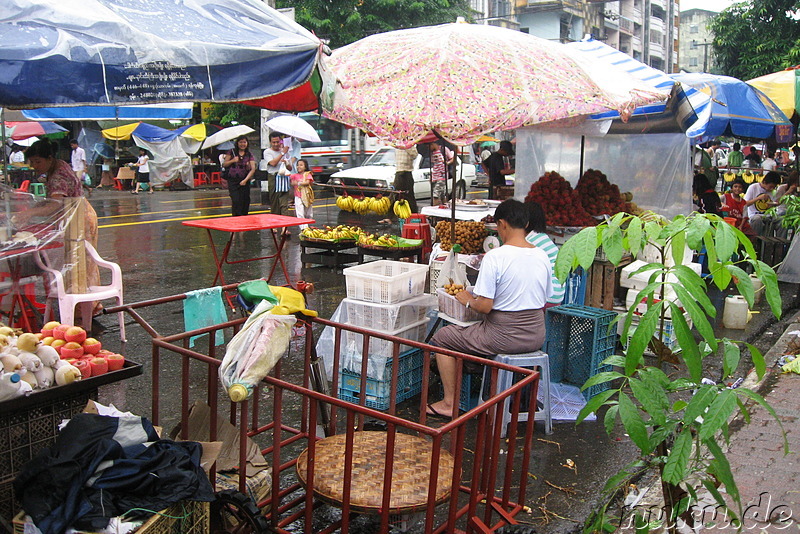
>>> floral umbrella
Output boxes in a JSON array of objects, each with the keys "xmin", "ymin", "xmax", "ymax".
[{"xmin": 322, "ymin": 22, "xmax": 667, "ymax": 148}]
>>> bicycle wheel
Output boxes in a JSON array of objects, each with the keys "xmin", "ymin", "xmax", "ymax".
[{"xmin": 211, "ymin": 489, "xmax": 270, "ymax": 534}]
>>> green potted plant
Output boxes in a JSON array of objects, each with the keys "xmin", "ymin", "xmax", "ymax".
[{"xmin": 554, "ymin": 212, "xmax": 787, "ymax": 533}]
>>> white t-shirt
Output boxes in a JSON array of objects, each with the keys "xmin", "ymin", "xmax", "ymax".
[
  {"xmin": 10, "ymin": 151, "xmax": 24, "ymax": 163},
  {"xmin": 71, "ymin": 146, "xmax": 86, "ymax": 173},
  {"xmin": 262, "ymin": 148, "xmax": 283, "ymax": 174},
  {"xmin": 473, "ymin": 245, "xmax": 552, "ymax": 311},
  {"xmin": 136, "ymin": 155, "xmax": 149, "ymax": 173},
  {"xmin": 762, "ymin": 158, "xmax": 777, "ymax": 171},
  {"xmin": 743, "ymin": 182, "xmax": 775, "ymax": 218}
]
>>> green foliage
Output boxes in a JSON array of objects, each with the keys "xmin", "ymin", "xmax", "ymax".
[
  {"xmin": 561, "ymin": 213, "xmax": 786, "ymax": 534},
  {"xmin": 709, "ymin": 0, "xmax": 800, "ymax": 80},
  {"xmin": 203, "ymin": 104, "xmax": 261, "ymax": 130},
  {"xmin": 278, "ymin": 0, "xmax": 475, "ymax": 48}
]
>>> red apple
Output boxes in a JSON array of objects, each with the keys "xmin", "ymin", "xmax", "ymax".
[
  {"xmin": 82, "ymin": 338, "xmax": 101, "ymax": 355},
  {"xmin": 41, "ymin": 336, "xmax": 55, "ymax": 346},
  {"xmin": 90, "ymin": 357, "xmax": 108, "ymax": 376},
  {"xmin": 64, "ymin": 326, "xmax": 87, "ymax": 344},
  {"xmin": 53, "ymin": 324, "xmax": 71, "ymax": 340},
  {"xmin": 73, "ymin": 359, "xmax": 92, "ymax": 379},
  {"xmin": 41, "ymin": 321, "xmax": 61, "ymax": 338},
  {"xmin": 60, "ymin": 341, "xmax": 84, "ymax": 359},
  {"xmin": 51, "ymin": 338, "xmax": 67, "ymax": 356},
  {"xmin": 105, "ymin": 353, "xmax": 125, "ymax": 371}
]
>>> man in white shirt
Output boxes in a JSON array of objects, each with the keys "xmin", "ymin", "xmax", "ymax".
[
  {"xmin": 70, "ymin": 139, "xmax": 87, "ymax": 183},
  {"xmin": 262, "ymin": 132, "xmax": 292, "ymax": 216}
]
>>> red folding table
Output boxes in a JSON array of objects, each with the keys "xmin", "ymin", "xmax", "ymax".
[{"xmin": 182, "ymin": 214, "xmax": 315, "ymax": 308}]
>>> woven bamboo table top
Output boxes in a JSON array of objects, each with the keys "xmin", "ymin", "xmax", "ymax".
[{"xmin": 296, "ymin": 431, "xmax": 456, "ymax": 514}]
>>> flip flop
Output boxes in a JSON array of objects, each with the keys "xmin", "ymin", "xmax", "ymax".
[{"xmin": 426, "ymin": 403, "xmax": 451, "ymax": 419}]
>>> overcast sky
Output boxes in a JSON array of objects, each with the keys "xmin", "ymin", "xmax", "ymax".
[{"xmin": 680, "ymin": 0, "xmax": 735, "ymax": 12}]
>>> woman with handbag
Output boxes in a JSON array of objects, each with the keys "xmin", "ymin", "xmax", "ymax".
[{"xmin": 223, "ymin": 136, "xmax": 256, "ymax": 216}]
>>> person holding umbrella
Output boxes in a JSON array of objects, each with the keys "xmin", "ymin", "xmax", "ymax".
[{"xmin": 223, "ymin": 136, "xmax": 256, "ymax": 216}]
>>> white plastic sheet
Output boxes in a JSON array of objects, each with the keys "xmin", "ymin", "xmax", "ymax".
[
  {"xmin": 133, "ymin": 136, "xmax": 193, "ymax": 188},
  {"xmin": 515, "ymin": 129, "xmax": 692, "ymax": 220}
]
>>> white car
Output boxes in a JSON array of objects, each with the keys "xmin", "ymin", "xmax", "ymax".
[{"xmin": 329, "ymin": 146, "xmax": 477, "ymax": 199}]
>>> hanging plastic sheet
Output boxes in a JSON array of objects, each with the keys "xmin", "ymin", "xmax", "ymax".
[{"xmin": 133, "ymin": 136, "xmax": 193, "ymax": 188}]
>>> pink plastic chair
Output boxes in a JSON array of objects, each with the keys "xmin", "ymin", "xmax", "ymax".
[{"xmin": 35, "ymin": 241, "xmax": 126, "ymax": 341}]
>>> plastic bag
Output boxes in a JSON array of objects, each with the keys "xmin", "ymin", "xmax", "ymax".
[
  {"xmin": 435, "ymin": 248, "xmax": 467, "ymax": 289},
  {"xmin": 219, "ymin": 299, "xmax": 296, "ymax": 402}
]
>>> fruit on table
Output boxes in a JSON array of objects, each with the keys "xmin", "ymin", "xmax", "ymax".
[
  {"xmin": 17, "ymin": 332, "xmax": 40, "ymax": 353},
  {"xmin": 524, "ymin": 171, "xmax": 595, "ymax": 227},
  {"xmin": 60, "ymin": 342, "xmax": 84, "ymax": 359},
  {"xmin": 73, "ymin": 359, "xmax": 92, "ymax": 379},
  {"xmin": 53, "ymin": 324, "xmax": 71, "ymax": 340},
  {"xmin": 41, "ymin": 321, "xmax": 61, "ymax": 338},
  {"xmin": 575, "ymin": 169, "xmax": 629, "ymax": 217},
  {"xmin": 51, "ymin": 339, "xmax": 67, "ymax": 355},
  {"xmin": 336, "ymin": 193, "xmax": 392, "ymax": 215},
  {"xmin": 90, "ymin": 357, "xmax": 109, "ymax": 376},
  {"xmin": 435, "ymin": 220, "xmax": 487, "ymax": 255},
  {"xmin": 358, "ymin": 233, "xmax": 399, "ymax": 247},
  {"xmin": 82, "ymin": 337, "xmax": 102, "ymax": 355},
  {"xmin": 64, "ymin": 326, "xmax": 87, "ymax": 344},
  {"xmin": 301, "ymin": 225, "xmax": 364, "ymax": 241},
  {"xmin": 105, "ymin": 353, "xmax": 126, "ymax": 371}
]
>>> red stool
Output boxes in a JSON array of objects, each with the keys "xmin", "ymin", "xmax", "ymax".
[
  {"xmin": 209, "ymin": 172, "xmax": 222, "ymax": 186},
  {"xmin": 401, "ymin": 221, "xmax": 432, "ymax": 261},
  {"xmin": 194, "ymin": 172, "xmax": 209, "ymax": 187}
]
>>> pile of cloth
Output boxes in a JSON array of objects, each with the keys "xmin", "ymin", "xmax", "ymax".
[{"xmin": 14, "ymin": 412, "xmax": 215, "ymax": 534}]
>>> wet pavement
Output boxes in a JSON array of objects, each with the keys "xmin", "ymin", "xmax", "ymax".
[{"xmin": 85, "ymin": 185, "xmax": 800, "ymax": 533}]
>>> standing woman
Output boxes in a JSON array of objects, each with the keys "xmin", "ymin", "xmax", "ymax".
[
  {"xmin": 223, "ymin": 136, "xmax": 256, "ymax": 216},
  {"xmin": 130, "ymin": 148, "xmax": 152, "ymax": 194},
  {"xmin": 21, "ymin": 139, "xmax": 101, "ymax": 316}
]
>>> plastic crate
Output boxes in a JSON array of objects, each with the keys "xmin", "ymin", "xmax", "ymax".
[
  {"xmin": 545, "ymin": 305, "xmax": 618, "ymax": 400},
  {"xmin": 429, "ymin": 257, "xmax": 468, "ymax": 293},
  {"xmin": 13, "ymin": 500, "xmax": 209, "ymax": 534},
  {"xmin": 343, "ymin": 294, "xmax": 433, "ymax": 331},
  {"xmin": 339, "ymin": 349, "xmax": 424, "ymax": 411},
  {"xmin": 437, "ymin": 289, "xmax": 484, "ymax": 323},
  {"xmin": 0, "ymin": 388, "xmax": 96, "ymax": 522},
  {"xmin": 343, "ymin": 260, "xmax": 428, "ymax": 304},
  {"xmin": 344, "ymin": 318, "xmax": 429, "ymax": 361}
]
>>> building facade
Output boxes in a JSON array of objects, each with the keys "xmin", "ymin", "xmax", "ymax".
[{"xmin": 678, "ymin": 8, "xmax": 717, "ymax": 73}]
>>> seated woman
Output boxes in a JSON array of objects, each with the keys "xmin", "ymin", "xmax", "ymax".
[{"xmin": 427, "ymin": 199, "xmax": 552, "ymax": 418}]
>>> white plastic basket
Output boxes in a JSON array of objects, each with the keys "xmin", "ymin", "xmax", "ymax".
[
  {"xmin": 436, "ymin": 288, "xmax": 484, "ymax": 323},
  {"xmin": 344, "ymin": 318, "xmax": 430, "ymax": 362},
  {"xmin": 429, "ymin": 258, "xmax": 467, "ymax": 293},
  {"xmin": 343, "ymin": 294, "xmax": 435, "ymax": 331},
  {"xmin": 343, "ymin": 260, "xmax": 428, "ymax": 304}
]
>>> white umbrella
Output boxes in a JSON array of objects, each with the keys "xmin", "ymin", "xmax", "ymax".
[
  {"xmin": 200, "ymin": 125, "xmax": 255, "ymax": 149},
  {"xmin": 265, "ymin": 115, "xmax": 321, "ymax": 142}
]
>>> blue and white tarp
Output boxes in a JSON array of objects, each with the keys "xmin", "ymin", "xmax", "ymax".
[
  {"xmin": 565, "ymin": 39, "xmax": 712, "ymax": 137},
  {"xmin": 670, "ymin": 72, "xmax": 794, "ymax": 143},
  {"xmin": 22, "ymin": 103, "xmax": 194, "ymax": 121},
  {"xmin": 0, "ymin": 0, "xmax": 320, "ymax": 107}
]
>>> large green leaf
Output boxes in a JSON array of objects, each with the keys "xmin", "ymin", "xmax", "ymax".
[
  {"xmin": 727, "ymin": 264, "xmax": 755, "ymax": 307},
  {"xmin": 639, "ymin": 366, "xmax": 670, "ymax": 388},
  {"xmin": 721, "ymin": 339, "xmax": 741, "ymax": 378},
  {"xmin": 554, "ymin": 236, "xmax": 577, "ymax": 283},
  {"xmin": 604, "ymin": 404, "xmax": 619, "ymax": 435},
  {"xmin": 703, "ymin": 233, "xmax": 727, "ymax": 291},
  {"xmin": 686, "ymin": 216, "xmax": 711, "ymax": 250},
  {"xmin": 731, "ymin": 223, "xmax": 758, "ymax": 260},
  {"xmin": 618, "ymin": 392, "xmax": 652, "ymax": 454},
  {"xmin": 669, "ymin": 302, "xmax": 703, "ymax": 382},
  {"xmin": 714, "ymin": 218, "xmax": 737, "ymax": 261},
  {"xmin": 645, "ymin": 221, "xmax": 665, "ymax": 246},
  {"xmin": 735, "ymin": 387, "xmax": 789, "ymax": 454},
  {"xmin": 626, "ymin": 216, "xmax": 644, "ymax": 257},
  {"xmin": 744, "ymin": 342, "xmax": 766, "ymax": 380},
  {"xmin": 626, "ymin": 306, "xmax": 659, "ymax": 375},
  {"xmin": 602, "ymin": 354, "xmax": 628, "ymax": 368},
  {"xmin": 683, "ymin": 385, "xmax": 718, "ymax": 424},
  {"xmin": 671, "ymin": 265, "xmax": 716, "ymax": 315},
  {"xmin": 757, "ymin": 261, "xmax": 782, "ymax": 320},
  {"xmin": 670, "ymin": 226, "xmax": 686, "ymax": 266},
  {"xmin": 602, "ymin": 225, "xmax": 624, "ymax": 265},
  {"xmin": 662, "ymin": 429, "xmax": 693, "ymax": 485},
  {"xmin": 577, "ymin": 388, "xmax": 617, "ymax": 424},
  {"xmin": 698, "ymin": 389, "xmax": 737, "ymax": 440},
  {"xmin": 582, "ymin": 371, "xmax": 626, "ymax": 391},
  {"xmin": 628, "ymin": 377, "xmax": 667, "ymax": 426},
  {"xmin": 669, "ymin": 283, "xmax": 718, "ymax": 351},
  {"xmin": 575, "ymin": 226, "xmax": 599, "ymax": 271},
  {"xmin": 706, "ymin": 437, "xmax": 741, "ymax": 506}
]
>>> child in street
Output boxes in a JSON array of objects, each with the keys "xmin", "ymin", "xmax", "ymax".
[{"xmin": 290, "ymin": 159, "xmax": 314, "ymax": 229}]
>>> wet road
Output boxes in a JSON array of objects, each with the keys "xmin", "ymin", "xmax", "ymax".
[{"xmin": 87, "ymin": 186, "xmax": 798, "ymax": 533}]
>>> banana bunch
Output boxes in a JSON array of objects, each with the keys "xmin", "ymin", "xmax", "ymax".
[
  {"xmin": 742, "ymin": 171, "xmax": 755, "ymax": 184},
  {"xmin": 369, "ymin": 195, "xmax": 391, "ymax": 215},
  {"xmin": 301, "ymin": 225, "xmax": 364, "ymax": 241},
  {"xmin": 352, "ymin": 197, "xmax": 372, "ymax": 216},
  {"xmin": 336, "ymin": 195, "xmax": 355, "ymax": 212},
  {"xmin": 723, "ymin": 172, "xmax": 736, "ymax": 183},
  {"xmin": 393, "ymin": 199, "xmax": 412, "ymax": 219},
  {"xmin": 358, "ymin": 233, "xmax": 399, "ymax": 248}
]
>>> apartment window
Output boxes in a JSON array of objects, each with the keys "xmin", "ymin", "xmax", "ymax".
[
  {"xmin": 690, "ymin": 40, "xmax": 697, "ymax": 49},
  {"xmin": 520, "ymin": 27, "xmax": 529, "ymax": 34},
  {"xmin": 689, "ymin": 57, "xmax": 698, "ymax": 67},
  {"xmin": 690, "ymin": 25, "xmax": 698, "ymax": 33}
]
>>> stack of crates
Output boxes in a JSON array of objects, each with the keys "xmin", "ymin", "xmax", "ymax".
[
  {"xmin": 545, "ymin": 305, "xmax": 618, "ymax": 400},
  {"xmin": 339, "ymin": 260, "xmax": 432, "ymax": 410}
]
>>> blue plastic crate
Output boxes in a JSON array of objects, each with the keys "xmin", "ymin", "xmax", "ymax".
[
  {"xmin": 562, "ymin": 267, "xmax": 587, "ymax": 306},
  {"xmin": 459, "ymin": 372, "xmax": 482, "ymax": 412},
  {"xmin": 545, "ymin": 305, "xmax": 618, "ymax": 400},
  {"xmin": 339, "ymin": 349, "xmax": 423, "ymax": 411}
]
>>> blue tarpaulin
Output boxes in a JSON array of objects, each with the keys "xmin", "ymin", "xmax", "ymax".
[{"xmin": 0, "ymin": 0, "xmax": 320, "ymax": 107}]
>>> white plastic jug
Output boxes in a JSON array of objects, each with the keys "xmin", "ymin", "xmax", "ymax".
[
  {"xmin": 749, "ymin": 274, "xmax": 764, "ymax": 305},
  {"xmin": 723, "ymin": 295, "xmax": 751, "ymax": 329}
]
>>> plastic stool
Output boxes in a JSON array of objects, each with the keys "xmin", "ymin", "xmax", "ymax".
[
  {"xmin": 401, "ymin": 221, "xmax": 432, "ymax": 261},
  {"xmin": 483, "ymin": 351, "xmax": 553, "ymax": 436},
  {"xmin": 194, "ymin": 172, "xmax": 209, "ymax": 187},
  {"xmin": 29, "ymin": 182, "xmax": 46, "ymax": 197},
  {"xmin": 209, "ymin": 172, "xmax": 223, "ymax": 186}
]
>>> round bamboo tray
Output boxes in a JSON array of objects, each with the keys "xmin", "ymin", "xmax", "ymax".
[{"xmin": 296, "ymin": 431, "xmax": 455, "ymax": 514}]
